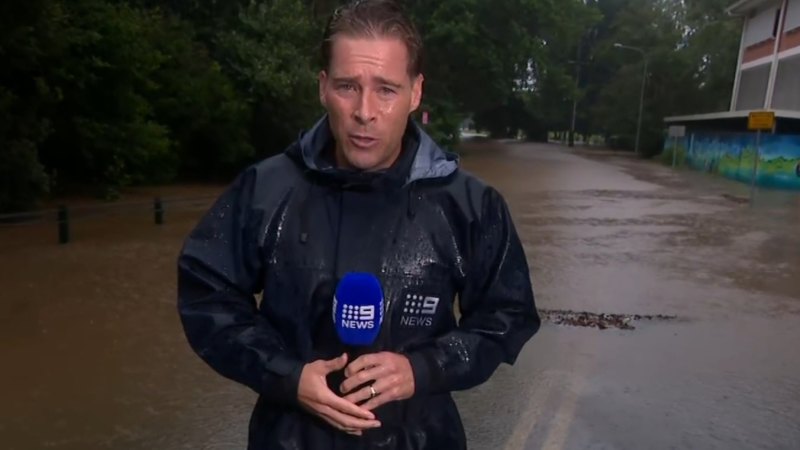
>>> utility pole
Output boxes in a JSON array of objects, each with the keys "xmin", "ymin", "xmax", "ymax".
[
  {"xmin": 569, "ymin": 43, "xmax": 581, "ymax": 148},
  {"xmin": 614, "ymin": 43, "xmax": 648, "ymax": 156}
]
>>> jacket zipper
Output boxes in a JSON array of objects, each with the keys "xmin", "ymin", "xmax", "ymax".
[{"xmin": 333, "ymin": 190, "xmax": 344, "ymax": 280}]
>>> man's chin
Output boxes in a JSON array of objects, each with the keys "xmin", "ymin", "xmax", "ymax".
[{"xmin": 343, "ymin": 151, "xmax": 384, "ymax": 172}]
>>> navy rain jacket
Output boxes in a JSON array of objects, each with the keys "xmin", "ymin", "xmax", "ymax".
[{"xmin": 177, "ymin": 116, "xmax": 540, "ymax": 449}]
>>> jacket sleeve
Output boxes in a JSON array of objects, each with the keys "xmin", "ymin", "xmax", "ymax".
[
  {"xmin": 177, "ymin": 167, "xmax": 303, "ymax": 405},
  {"xmin": 406, "ymin": 187, "xmax": 540, "ymax": 395}
]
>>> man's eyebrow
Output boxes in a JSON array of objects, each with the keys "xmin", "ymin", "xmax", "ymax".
[
  {"xmin": 374, "ymin": 77, "xmax": 403, "ymax": 89},
  {"xmin": 331, "ymin": 76, "xmax": 358, "ymax": 84},
  {"xmin": 331, "ymin": 76, "xmax": 403, "ymax": 89}
]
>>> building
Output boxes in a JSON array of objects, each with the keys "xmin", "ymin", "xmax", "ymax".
[
  {"xmin": 731, "ymin": 0, "xmax": 800, "ymax": 112},
  {"xmin": 664, "ymin": 0, "xmax": 800, "ymax": 190}
]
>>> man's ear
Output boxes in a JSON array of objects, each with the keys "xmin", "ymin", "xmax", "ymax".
[
  {"xmin": 319, "ymin": 70, "xmax": 328, "ymax": 109},
  {"xmin": 410, "ymin": 74, "xmax": 424, "ymax": 113}
]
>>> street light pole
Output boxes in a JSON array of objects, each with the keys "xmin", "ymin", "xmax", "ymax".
[
  {"xmin": 635, "ymin": 57, "xmax": 648, "ymax": 156},
  {"xmin": 569, "ymin": 44, "xmax": 581, "ymax": 148},
  {"xmin": 614, "ymin": 43, "xmax": 647, "ymax": 156}
]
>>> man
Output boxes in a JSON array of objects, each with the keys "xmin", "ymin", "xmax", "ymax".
[{"xmin": 177, "ymin": 1, "xmax": 540, "ymax": 448}]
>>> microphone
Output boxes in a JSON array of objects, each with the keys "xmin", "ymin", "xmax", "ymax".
[
  {"xmin": 329, "ymin": 272, "xmax": 384, "ymax": 400},
  {"xmin": 333, "ymin": 272, "xmax": 384, "ymax": 347}
]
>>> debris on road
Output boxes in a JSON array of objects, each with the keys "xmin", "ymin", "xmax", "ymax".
[
  {"xmin": 720, "ymin": 193, "xmax": 749, "ymax": 204},
  {"xmin": 539, "ymin": 309, "xmax": 678, "ymax": 330}
]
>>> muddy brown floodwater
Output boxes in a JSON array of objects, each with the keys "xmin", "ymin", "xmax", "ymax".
[{"xmin": 2, "ymin": 142, "xmax": 799, "ymax": 450}]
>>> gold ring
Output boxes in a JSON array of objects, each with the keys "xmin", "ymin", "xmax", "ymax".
[{"xmin": 369, "ymin": 385, "xmax": 377, "ymax": 399}]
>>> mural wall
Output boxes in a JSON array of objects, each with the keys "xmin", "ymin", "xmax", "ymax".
[{"xmin": 663, "ymin": 132, "xmax": 800, "ymax": 190}]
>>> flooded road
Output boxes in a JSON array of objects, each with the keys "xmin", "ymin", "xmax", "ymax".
[
  {"xmin": 2, "ymin": 142, "xmax": 799, "ymax": 449},
  {"xmin": 456, "ymin": 143, "xmax": 800, "ymax": 450}
]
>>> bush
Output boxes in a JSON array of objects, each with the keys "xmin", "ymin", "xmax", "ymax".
[{"xmin": 0, "ymin": 140, "xmax": 50, "ymax": 213}]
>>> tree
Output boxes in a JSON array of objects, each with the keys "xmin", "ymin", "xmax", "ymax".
[
  {"xmin": 468, "ymin": 0, "xmax": 599, "ymax": 141},
  {"xmin": 581, "ymin": 0, "xmax": 740, "ymax": 156},
  {"xmin": 0, "ymin": 0, "xmax": 62, "ymax": 212},
  {"xmin": 215, "ymin": 0, "xmax": 322, "ymax": 160}
]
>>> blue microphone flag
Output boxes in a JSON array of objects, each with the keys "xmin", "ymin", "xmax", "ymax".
[{"xmin": 333, "ymin": 272, "xmax": 384, "ymax": 346}]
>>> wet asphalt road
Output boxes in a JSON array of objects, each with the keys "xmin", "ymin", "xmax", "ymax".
[
  {"xmin": 1, "ymin": 142, "xmax": 799, "ymax": 449},
  {"xmin": 457, "ymin": 142, "xmax": 800, "ymax": 450}
]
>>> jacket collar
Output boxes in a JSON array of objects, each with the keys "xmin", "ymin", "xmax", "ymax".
[{"xmin": 289, "ymin": 114, "xmax": 459, "ymax": 187}]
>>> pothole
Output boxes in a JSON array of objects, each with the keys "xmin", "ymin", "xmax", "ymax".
[{"xmin": 539, "ymin": 309, "xmax": 678, "ymax": 330}]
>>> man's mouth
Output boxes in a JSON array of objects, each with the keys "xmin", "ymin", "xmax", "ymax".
[{"xmin": 349, "ymin": 134, "xmax": 378, "ymax": 149}]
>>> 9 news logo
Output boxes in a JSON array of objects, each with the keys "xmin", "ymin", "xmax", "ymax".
[{"xmin": 341, "ymin": 304, "xmax": 376, "ymax": 329}]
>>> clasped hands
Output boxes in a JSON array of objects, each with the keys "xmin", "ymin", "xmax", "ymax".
[{"xmin": 297, "ymin": 352, "xmax": 415, "ymax": 436}]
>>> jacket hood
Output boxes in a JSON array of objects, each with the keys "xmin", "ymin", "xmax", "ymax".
[{"xmin": 287, "ymin": 115, "xmax": 459, "ymax": 185}]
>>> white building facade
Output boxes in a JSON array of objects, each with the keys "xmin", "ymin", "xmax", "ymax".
[{"xmin": 730, "ymin": 0, "xmax": 800, "ymax": 112}]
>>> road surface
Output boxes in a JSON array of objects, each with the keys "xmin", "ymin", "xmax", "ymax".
[
  {"xmin": 1, "ymin": 141, "xmax": 798, "ymax": 449},
  {"xmin": 457, "ymin": 142, "xmax": 800, "ymax": 450}
]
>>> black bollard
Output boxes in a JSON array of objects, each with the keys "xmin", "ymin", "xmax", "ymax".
[
  {"xmin": 58, "ymin": 205, "xmax": 70, "ymax": 244},
  {"xmin": 154, "ymin": 197, "xmax": 164, "ymax": 225}
]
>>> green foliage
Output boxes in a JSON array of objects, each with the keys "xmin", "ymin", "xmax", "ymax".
[
  {"xmin": 0, "ymin": 139, "xmax": 50, "ymax": 212},
  {"xmin": 585, "ymin": 0, "xmax": 740, "ymax": 156},
  {"xmin": 143, "ymin": 9, "xmax": 253, "ymax": 180},
  {"xmin": 0, "ymin": 1, "xmax": 61, "ymax": 212},
  {"xmin": 216, "ymin": 0, "xmax": 321, "ymax": 160},
  {"xmin": 416, "ymin": 98, "xmax": 462, "ymax": 150},
  {"xmin": 467, "ymin": 0, "xmax": 601, "ymax": 141},
  {"xmin": 38, "ymin": 1, "xmax": 186, "ymax": 197},
  {"xmin": 1, "ymin": 0, "xmax": 256, "ymax": 210}
]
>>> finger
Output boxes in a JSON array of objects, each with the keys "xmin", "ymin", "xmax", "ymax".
[
  {"xmin": 320, "ymin": 390, "xmax": 377, "ymax": 421},
  {"xmin": 319, "ymin": 404, "xmax": 382, "ymax": 430},
  {"xmin": 342, "ymin": 386, "xmax": 371, "ymax": 405},
  {"xmin": 340, "ymin": 364, "xmax": 388, "ymax": 394},
  {"xmin": 342, "ymin": 376, "xmax": 396, "ymax": 405},
  {"xmin": 325, "ymin": 353, "xmax": 349, "ymax": 373},
  {"xmin": 344, "ymin": 353, "xmax": 380, "ymax": 377},
  {"xmin": 359, "ymin": 391, "xmax": 393, "ymax": 412},
  {"xmin": 315, "ymin": 408, "xmax": 363, "ymax": 435}
]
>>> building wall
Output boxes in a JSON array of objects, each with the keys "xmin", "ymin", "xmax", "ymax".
[
  {"xmin": 735, "ymin": 0, "xmax": 800, "ymax": 111},
  {"xmin": 664, "ymin": 131, "xmax": 800, "ymax": 190},
  {"xmin": 780, "ymin": 26, "xmax": 800, "ymax": 51},
  {"xmin": 743, "ymin": 39, "xmax": 776, "ymax": 63}
]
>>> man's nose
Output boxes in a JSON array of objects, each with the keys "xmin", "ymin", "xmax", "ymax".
[{"xmin": 354, "ymin": 91, "xmax": 377, "ymax": 125}]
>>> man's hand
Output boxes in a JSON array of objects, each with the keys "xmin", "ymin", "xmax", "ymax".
[
  {"xmin": 340, "ymin": 352, "xmax": 415, "ymax": 411},
  {"xmin": 298, "ymin": 353, "xmax": 382, "ymax": 436}
]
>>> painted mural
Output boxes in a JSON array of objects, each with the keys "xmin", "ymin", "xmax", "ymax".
[{"xmin": 662, "ymin": 132, "xmax": 800, "ymax": 190}]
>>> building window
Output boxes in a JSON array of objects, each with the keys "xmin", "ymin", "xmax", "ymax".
[
  {"xmin": 737, "ymin": 65, "xmax": 771, "ymax": 110},
  {"xmin": 745, "ymin": 6, "xmax": 783, "ymax": 47},
  {"xmin": 772, "ymin": 55, "xmax": 800, "ymax": 110},
  {"xmin": 786, "ymin": 1, "xmax": 800, "ymax": 32}
]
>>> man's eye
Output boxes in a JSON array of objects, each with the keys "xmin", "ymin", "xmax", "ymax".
[
  {"xmin": 338, "ymin": 83, "xmax": 356, "ymax": 91},
  {"xmin": 379, "ymin": 87, "xmax": 396, "ymax": 95}
]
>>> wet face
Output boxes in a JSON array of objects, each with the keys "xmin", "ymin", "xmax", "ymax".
[{"xmin": 319, "ymin": 35, "xmax": 423, "ymax": 171}]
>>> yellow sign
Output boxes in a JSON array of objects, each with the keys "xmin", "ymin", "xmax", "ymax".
[{"xmin": 748, "ymin": 111, "xmax": 775, "ymax": 131}]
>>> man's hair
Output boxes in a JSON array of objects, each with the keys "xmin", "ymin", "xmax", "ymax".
[{"xmin": 321, "ymin": 0, "xmax": 423, "ymax": 77}]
